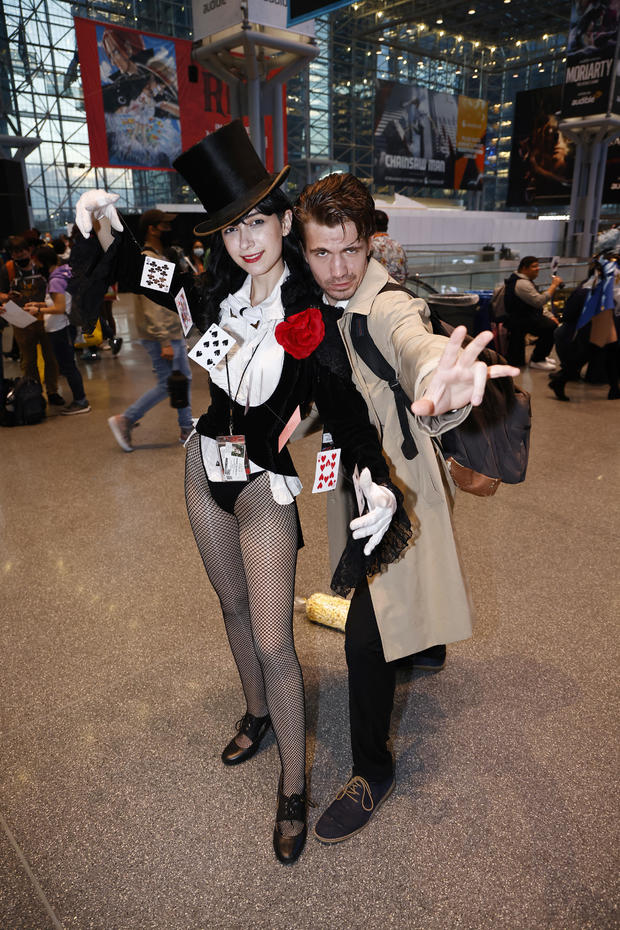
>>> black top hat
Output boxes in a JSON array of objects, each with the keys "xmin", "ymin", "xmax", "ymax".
[{"xmin": 172, "ymin": 120, "xmax": 290, "ymax": 236}]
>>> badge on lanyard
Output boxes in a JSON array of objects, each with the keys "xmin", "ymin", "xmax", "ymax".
[{"xmin": 216, "ymin": 434, "xmax": 249, "ymax": 481}]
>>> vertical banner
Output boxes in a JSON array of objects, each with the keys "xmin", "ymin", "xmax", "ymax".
[
  {"xmin": 507, "ymin": 86, "xmax": 574, "ymax": 207},
  {"xmin": 373, "ymin": 80, "xmax": 486, "ymax": 190},
  {"xmin": 562, "ymin": 0, "xmax": 620, "ymax": 117},
  {"xmin": 74, "ymin": 18, "xmax": 226, "ymax": 170}
]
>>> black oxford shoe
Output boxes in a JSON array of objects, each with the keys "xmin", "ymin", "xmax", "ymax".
[
  {"xmin": 273, "ymin": 780, "xmax": 307, "ymax": 865},
  {"xmin": 221, "ymin": 712, "xmax": 271, "ymax": 766}
]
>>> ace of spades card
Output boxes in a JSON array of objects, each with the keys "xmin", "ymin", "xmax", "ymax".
[
  {"xmin": 188, "ymin": 323, "xmax": 236, "ymax": 372},
  {"xmin": 312, "ymin": 447, "xmax": 341, "ymax": 494},
  {"xmin": 140, "ymin": 255, "xmax": 175, "ymax": 294}
]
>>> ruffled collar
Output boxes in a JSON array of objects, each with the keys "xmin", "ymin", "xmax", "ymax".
[{"xmin": 220, "ymin": 265, "xmax": 290, "ymax": 323}]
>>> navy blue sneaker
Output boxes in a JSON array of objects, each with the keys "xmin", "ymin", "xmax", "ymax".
[
  {"xmin": 314, "ymin": 774, "xmax": 394, "ymax": 843},
  {"xmin": 411, "ymin": 644, "xmax": 446, "ymax": 670}
]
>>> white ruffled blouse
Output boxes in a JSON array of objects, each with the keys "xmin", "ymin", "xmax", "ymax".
[{"xmin": 199, "ymin": 266, "xmax": 303, "ymax": 505}]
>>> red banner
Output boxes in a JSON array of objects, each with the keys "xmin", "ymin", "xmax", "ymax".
[{"xmin": 74, "ymin": 18, "xmax": 282, "ymax": 173}]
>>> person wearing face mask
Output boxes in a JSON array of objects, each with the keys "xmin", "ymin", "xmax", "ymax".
[
  {"xmin": 188, "ymin": 239, "xmax": 207, "ymax": 275},
  {"xmin": 107, "ymin": 208, "xmax": 193, "ymax": 449},
  {"xmin": 24, "ymin": 245, "xmax": 90, "ymax": 414},
  {"xmin": 4, "ymin": 235, "xmax": 63, "ymax": 405}
]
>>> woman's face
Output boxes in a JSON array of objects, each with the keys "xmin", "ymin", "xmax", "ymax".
[{"xmin": 221, "ymin": 208, "xmax": 291, "ymax": 280}]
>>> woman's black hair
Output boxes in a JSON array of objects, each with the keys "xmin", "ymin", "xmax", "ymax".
[
  {"xmin": 203, "ymin": 188, "xmax": 318, "ymax": 326},
  {"xmin": 33, "ymin": 244, "xmax": 58, "ymax": 272}
]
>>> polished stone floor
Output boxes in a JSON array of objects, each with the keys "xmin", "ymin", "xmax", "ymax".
[{"xmin": 1, "ymin": 296, "xmax": 618, "ymax": 929}]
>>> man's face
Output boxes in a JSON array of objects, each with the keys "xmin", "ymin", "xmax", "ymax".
[
  {"xmin": 302, "ymin": 219, "xmax": 371, "ymax": 305},
  {"xmin": 523, "ymin": 261, "xmax": 539, "ymax": 281},
  {"xmin": 11, "ymin": 248, "xmax": 31, "ymax": 266}
]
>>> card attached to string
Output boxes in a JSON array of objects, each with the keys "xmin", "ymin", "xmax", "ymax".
[
  {"xmin": 140, "ymin": 255, "xmax": 175, "ymax": 293},
  {"xmin": 312, "ymin": 447, "xmax": 341, "ymax": 493},
  {"xmin": 352, "ymin": 464, "xmax": 366, "ymax": 516},
  {"xmin": 188, "ymin": 323, "xmax": 236, "ymax": 372},
  {"xmin": 174, "ymin": 287, "xmax": 193, "ymax": 336}
]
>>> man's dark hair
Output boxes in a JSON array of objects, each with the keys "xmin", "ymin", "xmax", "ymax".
[
  {"xmin": 8, "ymin": 236, "xmax": 28, "ymax": 255},
  {"xmin": 518, "ymin": 255, "xmax": 539, "ymax": 272},
  {"xmin": 294, "ymin": 173, "xmax": 376, "ymax": 244},
  {"xmin": 374, "ymin": 210, "xmax": 389, "ymax": 233}
]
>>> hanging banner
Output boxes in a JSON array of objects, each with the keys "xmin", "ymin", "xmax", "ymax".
[
  {"xmin": 562, "ymin": 0, "xmax": 620, "ymax": 117},
  {"xmin": 507, "ymin": 85, "xmax": 574, "ymax": 206},
  {"xmin": 74, "ymin": 18, "xmax": 235, "ymax": 171},
  {"xmin": 373, "ymin": 81, "xmax": 487, "ymax": 190}
]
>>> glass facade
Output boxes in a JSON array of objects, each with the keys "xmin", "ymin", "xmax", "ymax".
[
  {"xmin": 0, "ymin": 0, "xmax": 193, "ymax": 232},
  {"xmin": 0, "ymin": 0, "xmax": 578, "ymax": 231}
]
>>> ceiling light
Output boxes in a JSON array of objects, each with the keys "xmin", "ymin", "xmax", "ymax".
[
  {"xmin": 468, "ymin": 8, "xmax": 476, "ymax": 13},
  {"xmin": 436, "ymin": 16, "xmax": 443, "ymax": 24}
]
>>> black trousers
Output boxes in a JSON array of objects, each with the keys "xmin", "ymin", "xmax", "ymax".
[
  {"xmin": 507, "ymin": 315, "xmax": 557, "ymax": 366},
  {"xmin": 345, "ymin": 577, "xmax": 396, "ymax": 782}
]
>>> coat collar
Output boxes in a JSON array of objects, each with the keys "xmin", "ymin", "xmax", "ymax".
[{"xmin": 341, "ymin": 257, "xmax": 389, "ymax": 317}]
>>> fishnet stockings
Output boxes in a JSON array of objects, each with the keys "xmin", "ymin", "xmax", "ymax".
[{"xmin": 185, "ymin": 435, "xmax": 306, "ymax": 831}]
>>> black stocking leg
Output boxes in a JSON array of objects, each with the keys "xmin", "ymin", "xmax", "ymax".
[
  {"xmin": 185, "ymin": 435, "xmax": 268, "ymax": 722},
  {"xmin": 234, "ymin": 475, "xmax": 306, "ymax": 836},
  {"xmin": 185, "ymin": 437, "xmax": 305, "ymax": 836}
]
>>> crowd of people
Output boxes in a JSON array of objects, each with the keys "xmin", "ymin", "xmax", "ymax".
[{"xmin": 0, "ymin": 221, "xmax": 208, "ymax": 426}]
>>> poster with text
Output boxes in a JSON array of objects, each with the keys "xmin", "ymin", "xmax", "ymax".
[
  {"xmin": 373, "ymin": 81, "xmax": 487, "ymax": 190},
  {"xmin": 562, "ymin": 0, "xmax": 620, "ymax": 117}
]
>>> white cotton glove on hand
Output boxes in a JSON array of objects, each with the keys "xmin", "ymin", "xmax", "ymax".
[
  {"xmin": 349, "ymin": 467, "xmax": 397, "ymax": 557},
  {"xmin": 75, "ymin": 190, "xmax": 123, "ymax": 239}
]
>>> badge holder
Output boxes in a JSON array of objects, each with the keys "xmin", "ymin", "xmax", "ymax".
[{"xmin": 216, "ymin": 435, "xmax": 250, "ymax": 482}]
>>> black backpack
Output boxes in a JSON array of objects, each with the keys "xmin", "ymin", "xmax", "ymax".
[
  {"xmin": 350, "ymin": 284, "xmax": 531, "ymax": 497},
  {"xmin": 1, "ymin": 378, "xmax": 47, "ymax": 427}
]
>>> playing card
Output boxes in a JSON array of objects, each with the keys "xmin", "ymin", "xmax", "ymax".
[
  {"xmin": 174, "ymin": 287, "xmax": 193, "ymax": 336},
  {"xmin": 352, "ymin": 465, "xmax": 366, "ymax": 516},
  {"xmin": 312, "ymin": 447, "xmax": 341, "ymax": 494},
  {"xmin": 188, "ymin": 323, "xmax": 236, "ymax": 372},
  {"xmin": 140, "ymin": 255, "xmax": 175, "ymax": 293}
]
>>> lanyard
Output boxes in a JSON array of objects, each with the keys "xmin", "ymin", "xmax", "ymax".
[{"xmin": 224, "ymin": 328, "xmax": 268, "ymax": 435}]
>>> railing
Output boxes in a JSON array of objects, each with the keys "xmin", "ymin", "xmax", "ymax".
[{"xmin": 405, "ymin": 259, "xmax": 591, "ymax": 293}]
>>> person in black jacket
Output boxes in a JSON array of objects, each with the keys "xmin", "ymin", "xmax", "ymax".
[
  {"xmin": 73, "ymin": 121, "xmax": 410, "ymax": 866},
  {"xmin": 504, "ymin": 256, "xmax": 562, "ymax": 369}
]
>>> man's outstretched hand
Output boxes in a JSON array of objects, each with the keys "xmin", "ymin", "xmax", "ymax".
[
  {"xmin": 410, "ymin": 326, "xmax": 520, "ymax": 417},
  {"xmin": 75, "ymin": 190, "xmax": 123, "ymax": 239}
]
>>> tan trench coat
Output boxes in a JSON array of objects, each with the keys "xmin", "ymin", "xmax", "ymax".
[{"xmin": 335, "ymin": 258, "xmax": 475, "ymax": 662}]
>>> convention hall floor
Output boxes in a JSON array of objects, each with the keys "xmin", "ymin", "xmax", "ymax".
[{"xmin": 1, "ymin": 296, "xmax": 618, "ymax": 930}]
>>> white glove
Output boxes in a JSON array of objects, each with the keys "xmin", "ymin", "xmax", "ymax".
[
  {"xmin": 75, "ymin": 190, "xmax": 123, "ymax": 239},
  {"xmin": 349, "ymin": 467, "xmax": 397, "ymax": 557}
]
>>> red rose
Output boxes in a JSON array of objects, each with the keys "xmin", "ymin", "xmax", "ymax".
[{"xmin": 275, "ymin": 307, "xmax": 325, "ymax": 359}]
